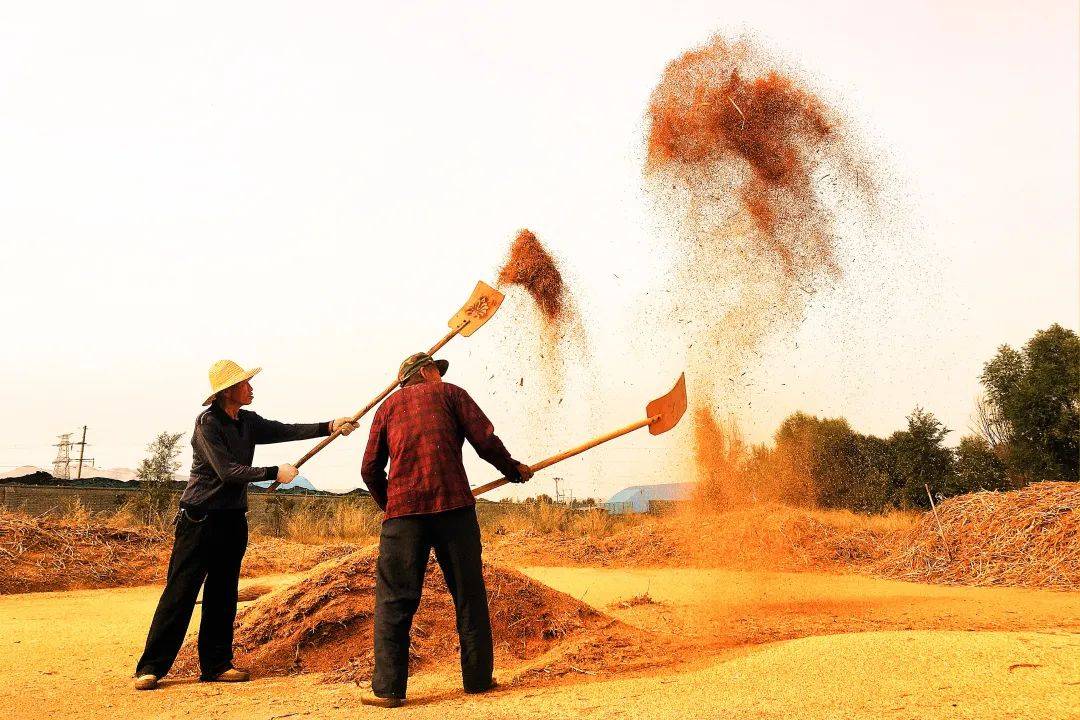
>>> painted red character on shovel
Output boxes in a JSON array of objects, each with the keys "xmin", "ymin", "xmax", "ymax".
[
  {"xmin": 133, "ymin": 359, "xmax": 357, "ymax": 691},
  {"xmin": 359, "ymin": 352, "xmax": 534, "ymax": 708}
]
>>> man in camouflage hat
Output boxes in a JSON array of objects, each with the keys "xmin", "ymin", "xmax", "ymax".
[{"xmin": 360, "ymin": 352, "xmax": 533, "ymax": 707}]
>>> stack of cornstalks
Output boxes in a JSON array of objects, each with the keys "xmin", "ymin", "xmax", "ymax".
[
  {"xmin": 875, "ymin": 482, "xmax": 1079, "ymax": 590},
  {"xmin": 0, "ymin": 509, "xmax": 166, "ymax": 592}
]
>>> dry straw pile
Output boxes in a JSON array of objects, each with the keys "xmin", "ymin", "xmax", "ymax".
[
  {"xmin": 490, "ymin": 484, "xmax": 1078, "ymax": 592},
  {"xmin": 0, "ymin": 506, "xmax": 357, "ymax": 594},
  {"xmin": 0, "ymin": 507, "xmax": 166, "ymax": 593},
  {"xmin": 876, "ymin": 482, "xmax": 1079, "ymax": 590}
]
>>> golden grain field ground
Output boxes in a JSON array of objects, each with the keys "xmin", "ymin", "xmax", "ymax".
[{"xmin": 1, "ymin": 566, "xmax": 1076, "ymax": 720}]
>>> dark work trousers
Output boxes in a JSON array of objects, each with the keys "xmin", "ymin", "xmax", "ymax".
[
  {"xmin": 372, "ymin": 505, "xmax": 493, "ymax": 699},
  {"xmin": 135, "ymin": 508, "xmax": 248, "ymax": 680}
]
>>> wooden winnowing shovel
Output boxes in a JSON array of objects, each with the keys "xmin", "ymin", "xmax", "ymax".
[
  {"xmin": 471, "ymin": 373, "xmax": 688, "ymax": 497},
  {"xmin": 267, "ymin": 281, "xmax": 505, "ymax": 491}
]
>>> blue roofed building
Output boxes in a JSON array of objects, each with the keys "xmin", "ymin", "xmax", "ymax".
[{"xmin": 604, "ymin": 482, "xmax": 695, "ymax": 514}]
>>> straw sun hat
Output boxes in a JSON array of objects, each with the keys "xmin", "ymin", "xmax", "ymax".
[{"xmin": 203, "ymin": 359, "xmax": 262, "ymax": 406}]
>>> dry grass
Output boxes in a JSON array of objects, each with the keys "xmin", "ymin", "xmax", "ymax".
[
  {"xmin": 237, "ymin": 583, "xmax": 274, "ymax": 603},
  {"xmin": 4, "ymin": 483, "xmax": 1073, "ymax": 593},
  {"xmin": 747, "ymin": 504, "xmax": 919, "ymax": 566},
  {"xmin": 16, "ymin": 494, "xmax": 384, "ymax": 545},
  {"xmin": 252, "ymin": 497, "xmax": 383, "ymax": 543},
  {"xmin": 487, "ymin": 503, "xmax": 918, "ymax": 572},
  {"xmin": 481, "ymin": 502, "xmax": 621, "ymax": 539},
  {"xmin": 611, "ymin": 592, "xmax": 662, "ymax": 609},
  {"xmin": 572, "ymin": 508, "xmax": 617, "ymax": 538},
  {"xmin": 490, "ymin": 484, "xmax": 1078, "ymax": 591}
]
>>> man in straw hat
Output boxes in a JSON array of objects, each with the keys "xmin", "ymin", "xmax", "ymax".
[
  {"xmin": 134, "ymin": 359, "xmax": 358, "ymax": 691},
  {"xmin": 358, "ymin": 352, "xmax": 533, "ymax": 708}
]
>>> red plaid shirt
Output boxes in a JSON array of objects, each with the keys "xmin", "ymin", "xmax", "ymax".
[{"xmin": 361, "ymin": 381, "xmax": 522, "ymax": 519}]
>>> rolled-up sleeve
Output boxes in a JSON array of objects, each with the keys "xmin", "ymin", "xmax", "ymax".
[
  {"xmin": 193, "ymin": 416, "xmax": 275, "ymax": 484},
  {"xmin": 361, "ymin": 407, "xmax": 390, "ymax": 510},
  {"xmin": 452, "ymin": 386, "xmax": 521, "ymax": 479}
]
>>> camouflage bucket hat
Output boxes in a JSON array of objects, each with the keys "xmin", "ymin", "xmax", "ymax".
[{"xmin": 397, "ymin": 352, "xmax": 449, "ymax": 387}]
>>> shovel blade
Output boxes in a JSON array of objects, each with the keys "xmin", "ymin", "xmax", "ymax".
[
  {"xmin": 646, "ymin": 373, "xmax": 687, "ymax": 435},
  {"xmin": 448, "ymin": 281, "xmax": 505, "ymax": 337}
]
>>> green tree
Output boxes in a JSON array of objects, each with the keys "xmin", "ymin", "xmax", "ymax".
[
  {"xmin": 849, "ymin": 435, "xmax": 894, "ymax": 512},
  {"xmin": 772, "ymin": 413, "xmax": 885, "ymax": 511},
  {"xmin": 771, "ymin": 412, "xmax": 829, "ymax": 506},
  {"xmin": 980, "ymin": 324, "xmax": 1080, "ymax": 481},
  {"xmin": 947, "ymin": 436, "xmax": 1009, "ymax": 495},
  {"xmin": 135, "ymin": 431, "xmax": 185, "ymax": 523},
  {"xmin": 887, "ymin": 407, "xmax": 953, "ymax": 509}
]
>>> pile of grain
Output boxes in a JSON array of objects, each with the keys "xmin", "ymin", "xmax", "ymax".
[
  {"xmin": 875, "ymin": 482, "xmax": 1079, "ymax": 590},
  {"xmin": 175, "ymin": 548, "xmax": 668, "ymax": 685}
]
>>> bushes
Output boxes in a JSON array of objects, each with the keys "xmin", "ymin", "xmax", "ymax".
[
  {"xmin": 773, "ymin": 412, "xmax": 869, "ymax": 509},
  {"xmin": 694, "ymin": 407, "xmax": 988, "ymax": 514},
  {"xmin": 691, "ymin": 323, "xmax": 1078, "ymax": 515},
  {"xmin": 134, "ymin": 431, "xmax": 185, "ymax": 524},
  {"xmin": 480, "ymin": 499, "xmax": 619, "ymax": 538},
  {"xmin": 949, "ymin": 436, "xmax": 1009, "ymax": 495}
]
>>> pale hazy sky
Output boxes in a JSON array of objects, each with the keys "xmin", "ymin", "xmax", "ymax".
[{"xmin": 2, "ymin": 1, "xmax": 1077, "ymax": 498}]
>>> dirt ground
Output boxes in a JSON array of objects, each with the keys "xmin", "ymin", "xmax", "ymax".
[{"xmin": 1, "ymin": 567, "xmax": 1076, "ymax": 720}]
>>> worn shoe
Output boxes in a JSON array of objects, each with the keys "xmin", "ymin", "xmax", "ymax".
[
  {"xmin": 360, "ymin": 693, "xmax": 405, "ymax": 708},
  {"xmin": 464, "ymin": 678, "xmax": 499, "ymax": 694},
  {"xmin": 134, "ymin": 674, "xmax": 159, "ymax": 691},
  {"xmin": 204, "ymin": 668, "xmax": 250, "ymax": 683}
]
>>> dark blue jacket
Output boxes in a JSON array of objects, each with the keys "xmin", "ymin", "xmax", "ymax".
[{"xmin": 179, "ymin": 404, "xmax": 329, "ymax": 510}]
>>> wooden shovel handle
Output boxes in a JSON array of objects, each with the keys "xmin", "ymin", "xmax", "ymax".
[
  {"xmin": 295, "ymin": 377, "xmax": 400, "ymax": 467},
  {"xmin": 266, "ymin": 323, "xmax": 468, "ymax": 491},
  {"xmin": 472, "ymin": 416, "xmax": 656, "ymax": 497}
]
